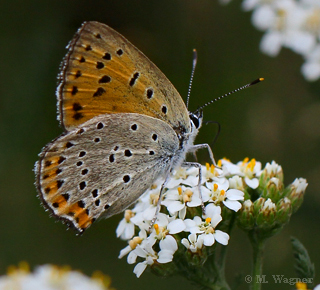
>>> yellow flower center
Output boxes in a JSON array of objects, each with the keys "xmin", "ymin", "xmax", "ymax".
[
  {"xmin": 154, "ymin": 223, "xmax": 160, "ymax": 235},
  {"xmin": 242, "ymin": 157, "xmax": 249, "ymax": 164}
]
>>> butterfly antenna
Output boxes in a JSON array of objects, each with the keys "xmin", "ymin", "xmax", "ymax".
[
  {"xmin": 186, "ymin": 49, "xmax": 198, "ymax": 109},
  {"xmin": 195, "ymin": 78, "xmax": 264, "ymax": 112}
]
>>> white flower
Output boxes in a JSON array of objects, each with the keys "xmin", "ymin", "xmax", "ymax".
[
  {"xmin": 118, "ymin": 229, "xmax": 148, "ymax": 259},
  {"xmin": 166, "ymin": 166, "xmax": 201, "ymax": 188},
  {"xmin": 221, "ymin": 158, "xmax": 261, "ymax": 189},
  {"xmin": 0, "ymin": 264, "xmax": 111, "ymax": 290},
  {"xmin": 181, "ymin": 233, "xmax": 204, "ymax": 253},
  {"xmin": 152, "ymin": 214, "xmax": 186, "ymax": 240},
  {"xmin": 227, "ymin": 0, "xmax": 320, "ymax": 81},
  {"xmin": 184, "ymin": 204, "xmax": 229, "ymax": 246},
  {"xmin": 203, "ymin": 179, "xmax": 244, "ymax": 212},
  {"xmin": 116, "ymin": 210, "xmax": 135, "ymax": 240},
  {"xmin": 162, "ymin": 186, "xmax": 202, "ymax": 219},
  {"xmin": 302, "ymin": 44, "xmax": 320, "ymax": 81},
  {"xmin": 132, "ymin": 242, "xmax": 158, "ymax": 278},
  {"xmin": 202, "ymin": 163, "xmax": 223, "ymax": 180}
]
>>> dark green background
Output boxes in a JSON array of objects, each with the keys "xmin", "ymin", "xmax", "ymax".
[{"xmin": 1, "ymin": 0, "xmax": 319, "ymax": 289}]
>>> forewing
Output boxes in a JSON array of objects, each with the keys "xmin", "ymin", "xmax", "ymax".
[
  {"xmin": 58, "ymin": 21, "xmax": 190, "ymax": 133},
  {"xmin": 36, "ymin": 113, "xmax": 179, "ymax": 233}
]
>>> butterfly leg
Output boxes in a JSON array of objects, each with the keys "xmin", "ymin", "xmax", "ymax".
[
  {"xmin": 181, "ymin": 162, "xmax": 205, "ymax": 214},
  {"xmin": 191, "ymin": 143, "xmax": 217, "ymax": 167},
  {"xmin": 149, "ymin": 171, "xmax": 172, "ymax": 230}
]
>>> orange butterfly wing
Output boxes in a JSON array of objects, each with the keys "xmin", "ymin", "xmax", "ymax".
[{"xmin": 57, "ymin": 21, "xmax": 191, "ymax": 134}]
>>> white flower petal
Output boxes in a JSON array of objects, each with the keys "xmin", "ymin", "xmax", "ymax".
[
  {"xmin": 260, "ymin": 31, "xmax": 283, "ymax": 57},
  {"xmin": 223, "ymin": 199, "xmax": 242, "ymax": 212},
  {"xmin": 167, "ymin": 219, "xmax": 186, "ymax": 234},
  {"xmin": 181, "ymin": 238, "xmax": 190, "ymax": 249},
  {"xmin": 200, "ymin": 186, "xmax": 211, "ymax": 202},
  {"xmin": 118, "ymin": 245, "xmax": 132, "ymax": 259},
  {"xmin": 189, "ymin": 226, "xmax": 203, "ymax": 234},
  {"xmin": 284, "ymin": 30, "xmax": 316, "ymax": 55},
  {"xmin": 301, "ymin": 61, "xmax": 320, "ymax": 81},
  {"xmin": 205, "ymin": 203, "xmax": 222, "ymax": 222},
  {"xmin": 211, "ymin": 213, "xmax": 223, "ymax": 228},
  {"xmin": 214, "ymin": 230, "xmax": 230, "ymax": 245},
  {"xmin": 242, "ymin": 0, "xmax": 260, "ymax": 11},
  {"xmin": 133, "ymin": 262, "xmax": 148, "ymax": 278},
  {"xmin": 178, "ymin": 206, "xmax": 187, "ymax": 219},
  {"xmin": 245, "ymin": 177, "xmax": 259, "ymax": 189},
  {"xmin": 134, "ymin": 246, "xmax": 147, "ymax": 258},
  {"xmin": 127, "ymin": 251, "xmax": 138, "ymax": 264},
  {"xmin": 184, "ymin": 218, "xmax": 196, "ymax": 229},
  {"xmin": 142, "ymin": 205, "xmax": 157, "ymax": 221},
  {"xmin": 252, "ymin": 5, "xmax": 276, "ymax": 30},
  {"xmin": 166, "ymin": 178, "xmax": 183, "ymax": 188},
  {"xmin": 160, "ymin": 235, "xmax": 178, "ymax": 252},
  {"xmin": 187, "ymin": 194, "xmax": 202, "ymax": 207},
  {"xmin": 167, "ymin": 201, "xmax": 185, "ymax": 213},
  {"xmin": 183, "ymin": 175, "xmax": 199, "ymax": 186},
  {"xmin": 157, "ymin": 250, "xmax": 174, "ymax": 263},
  {"xmin": 203, "ymin": 233, "xmax": 215, "ymax": 246},
  {"xmin": 189, "ymin": 233, "xmax": 198, "ymax": 243},
  {"xmin": 226, "ymin": 189, "xmax": 244, "ymax": 200}
]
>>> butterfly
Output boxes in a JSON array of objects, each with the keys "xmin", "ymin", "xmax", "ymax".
[{"xmin": 35, "ymin": 21, "xmax": 233, "ymax": 234}]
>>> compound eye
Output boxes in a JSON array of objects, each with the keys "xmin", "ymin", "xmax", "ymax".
[{"xmin": 190, "ymin": 114, "xmax": 200, "ymax": 129}]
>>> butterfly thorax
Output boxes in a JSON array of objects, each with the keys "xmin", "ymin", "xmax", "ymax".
[{"xmin": 171, "ymin": 111, "xmax": 203, "ymax": 168}]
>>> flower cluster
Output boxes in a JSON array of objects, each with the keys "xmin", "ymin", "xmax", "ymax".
[
  {"xmin": 221, "ymin": 0, "xmax": 320, "ymax": 81},
  {"xmin": 237, "ymin": 160, "xmax": 308, "ymax": 238},
  {"xmin": 116, "ymin": 162, "xmax": 245, "ymax": 277},
  {"xmin": 0, "ymin": 262, "xmax": 113, "ymax": 290},
  {"xmin": 116, "ymin": 157, "xmax": 307, "ymax": 278}
]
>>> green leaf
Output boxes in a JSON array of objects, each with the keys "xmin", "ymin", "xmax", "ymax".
[{"xmin": 291, "ymin": 237, "xmax": 315, "ymax": 288}]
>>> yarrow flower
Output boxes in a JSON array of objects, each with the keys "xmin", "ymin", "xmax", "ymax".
[
  {"xmin": 221, "ymin": 0, "xmax": 320, "ymax": 81},
  {"xmin": 116, "ymin": 158, "xmax": 307, "ymax": 277},
  {"xmin": 0, "ymin": 262, "xmax": 112, "ymax": 290}
]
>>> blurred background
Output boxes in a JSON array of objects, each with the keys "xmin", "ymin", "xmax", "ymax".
[{"xmin": 1, "ymin": 0, "xmax": 319, "ymax": 289}]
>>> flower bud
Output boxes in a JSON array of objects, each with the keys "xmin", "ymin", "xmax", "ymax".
[
  {"xmin": 237, "ymin": 199, "xmax": 255, "ymax": 230},
  {"xmin": 259, "ymin": 161, "xmax": 283, "ymax": 188},
  {"xmin": 286, "ymin": 178, "xmax": 308, "ymax": 213},
  {"xmin": 276, "ymin": 197, "xmax": 292, "ymax": 224}
]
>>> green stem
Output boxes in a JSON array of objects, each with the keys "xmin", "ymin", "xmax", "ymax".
[
  {"xmin": 216, "ymin": 210, "xmax": 237, "ymax": 283},
  {"xmin": 249, "ymin": 233, "xmax": 266, "ymax": 290}
]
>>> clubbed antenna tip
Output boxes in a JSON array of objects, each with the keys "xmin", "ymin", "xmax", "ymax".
[{"xmin": 195, "ymin": 77, "xmax": 264, "ymax": 112}]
